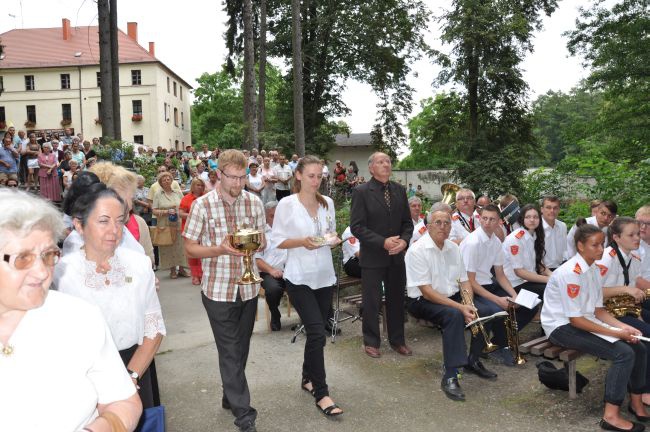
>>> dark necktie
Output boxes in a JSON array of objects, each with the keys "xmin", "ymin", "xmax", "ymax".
[{"xmin": 384, "ymin": 183, "xmax": 391, "ymax": 209}]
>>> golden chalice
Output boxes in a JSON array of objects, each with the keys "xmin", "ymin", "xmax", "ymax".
[{"xmin": 229, "ymin": 226, "xmax": 263, "ymax": 284}]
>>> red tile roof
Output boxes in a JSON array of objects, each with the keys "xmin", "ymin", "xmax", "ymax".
[{"xmin": 0, "ymin": 25, "xmax": 192, "ymax": 88}]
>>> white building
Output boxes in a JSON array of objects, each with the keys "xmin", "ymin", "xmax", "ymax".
[{"xmin": 0, "ymin": 19, "xmax": 191, "ymax": 150}]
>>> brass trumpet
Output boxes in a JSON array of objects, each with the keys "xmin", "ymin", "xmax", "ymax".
[
  {"xmin": 505, "ymin": 300, "xmax": 526, "ymax": 365},
  {"xmin": 459, "ymin": 281, "xmax": 498, "ymax": 353}
]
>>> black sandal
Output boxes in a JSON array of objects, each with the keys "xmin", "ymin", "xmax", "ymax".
[
  {"xmin": 301, "ymin": 378, "xmax": 314, "ymax": 396},
  {"xmin": 316, "ymin": 400, "xmax": 343, "ymax": 417}
]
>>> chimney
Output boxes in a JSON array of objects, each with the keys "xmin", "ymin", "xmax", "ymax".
[
  {"xmin": 62, "ymin": 18, "xmax": 71, "ymax": 41},
  {"xmin": 148, "ymin": 42, "xmax": 155, "ymax": 57},
  {"xmin": 127, "ymin": 22, "xmax": 138, "ymax": 42}
]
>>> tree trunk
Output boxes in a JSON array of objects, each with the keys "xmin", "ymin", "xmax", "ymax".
[
  {"xmin": 98, "ymin": 0, "xmax": 114, "ymax": 142},
  {"xmin": 109, "ymin": 0, "xmax": 121, "ymax": 140},
  {"xmin": 242, "ymin": 0, "xmax": 258, "ymax": 150},
  {"xmin": 292, "ymin": 0, "xmax": 305, "ymax": 157},
  {"xmin": 467, "ymin": 42, "xmax": 479, "ymax": 151},
  {"xmin": 257, "ymin": 0, "xmax": 267, "ymax": 147}
]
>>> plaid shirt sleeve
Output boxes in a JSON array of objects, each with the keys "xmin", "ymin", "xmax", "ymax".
[{"xmin": 183, "ymin": 197, "xmax": 205, "ymax": 242}]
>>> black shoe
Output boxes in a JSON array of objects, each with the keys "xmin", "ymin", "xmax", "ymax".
[
  {"xmin": 239, "ymin": 421, "xmax": 257, "ymax": 432},
  {"xmin": 629, "ymin": 405, "xmax": 650, "ymax": 422},
  {"xmin": 487, "ymin": 347, "xmax": 516, "ymax": 367},
  {"xmin": 222, "ymin": 395, "xmax": 231, "ymax": 410},
  {"xmin": 440, "ymin": 377, "xmax": 465, "ymax": 401},
  {"xmin": 465, "ymin": 359, "xmax": 498, "ymax": 380},
  {"xmin": 600, "ymin": 419, "xmax": 645, "ymax": 432},
  {"xmin": 270, "ymin": 309, "xmax": 281, "ymax": 331}
]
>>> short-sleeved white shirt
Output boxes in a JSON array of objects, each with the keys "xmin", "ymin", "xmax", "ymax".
[
  {"xmin": 341, "ymin": 226, "xmax": 360, "ymax": 264},
  {"xmin": 503, "ymin": 229, "xmax": 537, "ymax": 288},
  {"xmin": 410, "ymin": 219, "xmax": 427, "ymax": 246},
  {"xmin": 635, "ymin": 240, "xmax": 650, "ymax": 280},
  {"xmin": 1, "ymin": 291, "xmax": 136, "ymax": 431},
  {"xmin": 273, "ymin": 164, "xmax": 293, "ymax": 191},
  {"xmin": 567, "ymin": 216, "xmax": 608, "ymax": 258},
  {"xmin": 542, "ymin": 217, "xmax": 568, "ymax": 268},
  {"xmin": 449, "ymin": 211, "xmax": 479, "ymax": 243},
  {"xmin": 272, "ymin": 194, "xmax": 336, "ymax": 289},
  {"xmin": 459, "ymin": 226, "xmax": 505, "ymax": 285},
  {"xmin": 406, "ymin": 235, "xmax": 468, "ymax": 299},
  {"xmin": 255, "ymin": 224, "xmax": 287, "ymax": 270},
  {"xmin": 597, "ymin": 246, "xmax": 643, "ymax": 288},
  {"xmin": 541, "ymin": 253, "xmax": 605, "ymax": 336}
]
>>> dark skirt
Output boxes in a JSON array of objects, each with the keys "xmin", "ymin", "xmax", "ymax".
[{"xmin": 119, "ymin": 344, "xmax": 161, "ymax": 409}]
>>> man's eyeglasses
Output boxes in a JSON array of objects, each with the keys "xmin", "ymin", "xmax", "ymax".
[
  {"xmin": 3, "ymin": 248, "xmax": 61, "ymax": 270},
  {"xmin": 431, "ymin": 220, "xmax": 452, "ymax": 227},
  {"xmin": 638, "ymin": 221, "xmax": 650, "ymax": 228},
  {"xmin": 220, "ymin": 170, "xmax": 247, "ymax": 182}
]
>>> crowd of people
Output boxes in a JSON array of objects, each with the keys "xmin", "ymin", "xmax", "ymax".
[{"xmin": 1, "ymin": 140, "xmax": 649, "ymax": 432}]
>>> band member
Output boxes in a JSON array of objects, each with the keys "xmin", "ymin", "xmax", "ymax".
[
  {"xmin": 406, "ymin": 210, "xmax": 497, "ymax": 401},
  {"xmin": 542, "ymin": 224, "xmax": 649, "ymax": 432},
  {"xmin": 351, "ymin": 152, "xmax": 413, "ymax": 359},
  {"xmin": 450, "ymin": 188, "xmax": 480, "ymax": 244},
  {"xmin": 541, "ymin": 196, "xmax": 567, "ymax": 271},
  {"xmin": 567, "ymin": 200, "xmax": 617, "ymax": 258},
  {"xmin": 460, "ymin": 204, "xmax": 538, "ymax": 366},
  {"xmin": 341, "ymin": 226, "xmax": 361, "ymax": 278},
  {"xmin": 255, "ymin": 201, "xmax": 287, "ymax": 331},
  {"xmin": 272, "ymin": 156, "xmax": 344, "ymax": 417},
  {"xmin": 409, "ymin": 196, "xmax": 426, "ymax": 246},
  {"xmin": 183, "ymin": 149, "xmax": 265, "ymax": 432},
  {"xmin": 503, "ymin": 204, "xmax": 552, "ymax": 298}
]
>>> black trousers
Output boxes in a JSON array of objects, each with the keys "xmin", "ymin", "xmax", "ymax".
[
  {"xmin": 260, "ymin": 272, "xmax": 286, "ymax": 314},
  {"xmin": 276, "ymin": 189, "xmax": 290, "ymax": 201},
  {"xmin": 361, "ymin": 264, "xmax": 406, "ymax": 348},
  {"xmin": 202, "ymin": 292, "xmax": 258, "ymax": 428},
  {"xmin": 514, "ymin": 281, "xmax": 547, "ymax": 298},
  {"xmin": 119, "ymin": 344, "xmax": 158, "ymax": 409},
  {"xmin": 343, "ymin": 257, "xmax": 361, "ymax": 278},
  {"xmin": 286, "ymin": 280, "xmax": 333, "ymax": 401},
  {"xmin": 479, "ymin": 283, "xmax": 538, "ymax": 348}
]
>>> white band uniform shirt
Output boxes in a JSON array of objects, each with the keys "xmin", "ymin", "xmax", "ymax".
[
  {"xmin": 459, "ymin": 226, "xmax": 506, "ymax": 286},
  {"xmin": 597, "ymin": 246, "xmax": 643, "ymax": 287},
  {"xmin": 198, "ymin": 150, "xmax": 212, "ymax": 159},
  {"xmin": 1, "ymin": 291, "xmax": 136, "ymax": 432},
  {"xmin": 503, "ymin": 229, "xmax": 537, "ymax": 288},
  {"xmin": 541, "ymin": 253, "xmax": 605, "ymax": 336},
  {"xmin": 410, "ymin": 218, "xmax": 427, "ymax": 246},
  {"xmin": 636, "ymin": 240, "xmax": 650, "ymax": 280},
  {"xmin": 54, "ymin": 247, "xmax": 166, "ymax": 350},
  {"xmin": 449, "ymin": 211, "xmax": 479, "ymax": 243},
  {"xmin": 256, "ymin": 224, "xmax": 288, "ymax": 270},
  {"xmin": 542, "ymin": 217, "xmax": 568, "ymax": 268},
  {"xmin": 567, "ymin": 216, "xmax": 608, "ymax": 258},
  {"xmin": 405, "ymin": 235, "xmax": 468, "ymax": 299},
  {"xmin": 342, "ymin": 226, "xmax": 360, "ymax": 264},
  {"xmin": 272, "ymin": 194, "xmax": 337, "ymax": 289},
  {"xmin": 182, "ymin": 189, "xmax": 266, "ymax": 302},
  {"xmin": 273, "ymin": 164, "xmax": 293, "ymax": 191}
]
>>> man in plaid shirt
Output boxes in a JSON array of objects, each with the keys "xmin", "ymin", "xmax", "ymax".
[{"xmin": 183, "ymin": 149, "xmax": 265, "ymax": 432}]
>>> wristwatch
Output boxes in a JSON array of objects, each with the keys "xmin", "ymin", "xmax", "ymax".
[{"xmin": 127, "ymin": 369, "xmax": 140, "ymax": 382}]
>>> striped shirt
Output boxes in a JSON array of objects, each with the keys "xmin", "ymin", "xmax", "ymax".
[{"xmin": 182, "ymin": 188, "xmax": 265, "ymax": 302}]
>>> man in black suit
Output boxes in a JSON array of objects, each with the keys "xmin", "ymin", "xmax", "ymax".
[{"xmin": 350, "ymin": 152, "xmax": 414, "ymax": 358}]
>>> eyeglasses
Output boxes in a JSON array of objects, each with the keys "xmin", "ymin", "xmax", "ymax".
[
  {"xmin": 431, "ymin": 220, "xmax": 452, "ymax": 227},
  {"xmin": 3, "ymin": 248, "xmax": 61, "ymax": 270},
  {"xmin": 638, "ymin": 221, "xmax": 650, "ymax": 228},
  {"xmin": 220, "ymin": 170, "xmax": 247, "ymax": 182}
]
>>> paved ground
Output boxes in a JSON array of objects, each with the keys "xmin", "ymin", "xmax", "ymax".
[{"xmin": 156, "ymin": 275, "xmax": 610, "ymax": 432}]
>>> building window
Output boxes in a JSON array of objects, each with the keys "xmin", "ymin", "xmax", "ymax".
[
  {"xmin": 96, "ymin": 72, "xmax": 101, "ymax": 87},
  {"xmin": 180, "ymin": 86, "xmax": 183, "ymax": 101},
  {"xmin": 173, "ymin": 108, "xmax": 178, "ymax": 127},
  {"xmin": 164, "ymin": 103, "xmax": 168, "ymax": 121},
  {"xmin": 0, "ymin": 106, "xmax": 6, "ymax": 123},
  {"xmin": 134, "ymin": 135, "xmax": 144, "ymax": 145},
  {"xmin": 131, "ymin": 70, "xmax": 142, "ymax": 86},
  {"xmin": 61, "ymin": 74, "xmax": 71, "ymax": 89},
  {"xmin": 132, "ymin": 100, "xmax": 142, "ymax": 115},
  {"xmin": 167, "ymin": 77, "xmax": 170, "ymax": 93},
  {"xmin": 181, "ymin": 112, "xmax": 184, "ymax": 129},
  {"xmin": 26, "ymin": 105, "xmax": 37, "ymax": 123},
  {"xmin": 173, "ymin": 81, "xmax": 177, "ymax": 97},
  {"xmin": 25, "ymin": 75, "xmax": 35, "ymax": 91},
  {"xmin": 0, "ymin": 76, "xmax": 4, "ymax": 92},
  {"xmin": 62, "ymin": 104, "xmax": 72, "ymax": 121},
  {"xmin": 97, "ymin": 102, "xmax": 102, "ymax": 117}
]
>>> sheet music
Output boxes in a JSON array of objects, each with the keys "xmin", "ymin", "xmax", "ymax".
[
  {"xmin": 465, "ymin": 311, "xmax": 508, "ymax": 328},
  {"xmin": 513, "ymin": 289, "xmax": 542, "ymax": 310}
]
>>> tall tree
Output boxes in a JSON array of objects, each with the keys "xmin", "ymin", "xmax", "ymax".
[
  {"xmin": 257, "ymin": 0, "xmax": 268, "ymax": 142},
  {"xmin": 109, "ymin": 0, "xmax": 121, "ymax": 140},
  {"xmin": 242, "ymin": 0, "xmax": 258, "ymax": 150},
  {"xmin": 291, "ymin": 0, "xmax": 305, "ymax": 156},
  {"xmin": 97, "ymin": 0, "xmax": 115, "ymax": 141}
]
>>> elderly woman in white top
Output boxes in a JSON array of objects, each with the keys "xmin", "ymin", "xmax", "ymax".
[
  {"xmin": 0, "ymin": 189, "xmax": 142, "ymax": 432},
  {"xmin": 272, "ymin": 155, "xmax": 343, "ymax": 417},
  {"xmin": 55, "ymin": 184, "xmax": 166, "ymax": 409}
]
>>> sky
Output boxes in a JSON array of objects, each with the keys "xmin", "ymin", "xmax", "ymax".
[{"xmin": 1, "ymin": 0, "xmax": 592, "ymax": 136}]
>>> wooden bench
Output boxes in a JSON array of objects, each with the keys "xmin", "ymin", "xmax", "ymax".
[{"xmin": 520, "ymin": 336, "xmax": 585, "ymax": 399}]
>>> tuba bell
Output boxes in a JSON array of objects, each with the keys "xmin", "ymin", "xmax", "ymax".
[{"xmin": 441, "ymin": 183, "xmax": 461, "ymax": 210}]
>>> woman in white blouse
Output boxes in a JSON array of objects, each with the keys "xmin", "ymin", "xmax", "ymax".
[
  {"xmin": 246, "ymin": 161, "xmax": 265, "ymax": 198},
  {"xmin": 272, "ymin": 155, "xmax": 343, "ymax": 417},
  {"xmin": 55, "ymin": 184, "xmax": 166, "ymax": 409},
  {"xmin": 503, "ymin": 204, "xmax": 551, "ymax": 297}
]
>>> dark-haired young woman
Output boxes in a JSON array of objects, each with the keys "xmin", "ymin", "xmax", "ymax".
[
  {"xmin": 542, "ymin": 224, "xmax": 649, "ymax": 432},
  {"xmin": 503, "ymin": 204, "xmax": 551, "ymax": 298},
  {"xmin": 272, "ymin": 155, "xmax": 344, "ymax": 417}
]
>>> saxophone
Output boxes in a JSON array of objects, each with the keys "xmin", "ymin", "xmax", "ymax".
[
  {"xmin": 504, "ymin": 300, "xmax": 526, "ymax": 365},
  {"xmin": 604, "ymin": 289, "xmax": 650, "ymax": 318},
  {"xmin": 459, "ymin": 281, "xmax": 498, "ymax": 353}
]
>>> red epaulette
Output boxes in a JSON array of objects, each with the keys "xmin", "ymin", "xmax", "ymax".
[
  {"xmin": 573, "ymin": 263, "xmax": 582, "ymax": 275},
  {"xmin": 515, "ymin": 230, "xmax": 525, "ymax": 239},
  {"xmin": 452, "ymin": 214, "xmax": 460, "ymax": 221},
  {"xmin": 596, "ymin": 263, "xmax": 608, "ymax": 276},
  {"xmin": 418, "ymin": 225, "xmax": 426, "ymax": 235},
  {"xmin": 609, "ymin": 249, "xmax": 617, "ymax": 257}
]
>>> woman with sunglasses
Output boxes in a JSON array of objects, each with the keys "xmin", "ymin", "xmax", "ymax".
[{"xmin": 0, "ymin": 189, "xmax": 142, "ymax": 431}]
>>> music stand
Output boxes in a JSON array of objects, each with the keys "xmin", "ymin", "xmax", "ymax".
[
  {"xmin": 290, "ymin": 322, "xmax": 305, "ymax": 344},
  {"xmin": 329, "ymin": 239, "xmax": 361, "ymax": 343}
]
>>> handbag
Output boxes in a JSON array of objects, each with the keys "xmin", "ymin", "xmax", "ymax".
[
  {"xmin": 536, "ymin": 360, "xmax": 589, "ymax": 393},
  {"xmin": 150, "ymin": 226, "xmax": 176, "ymax": 246},
  {"xmin": 136, "ymin": 405, "xmax": 165, "ymax": 432}
]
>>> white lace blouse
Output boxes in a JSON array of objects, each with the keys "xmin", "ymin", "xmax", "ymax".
[{"xmin": 54, "ymin": 247, "xmax": 166, "ymax": 350}]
